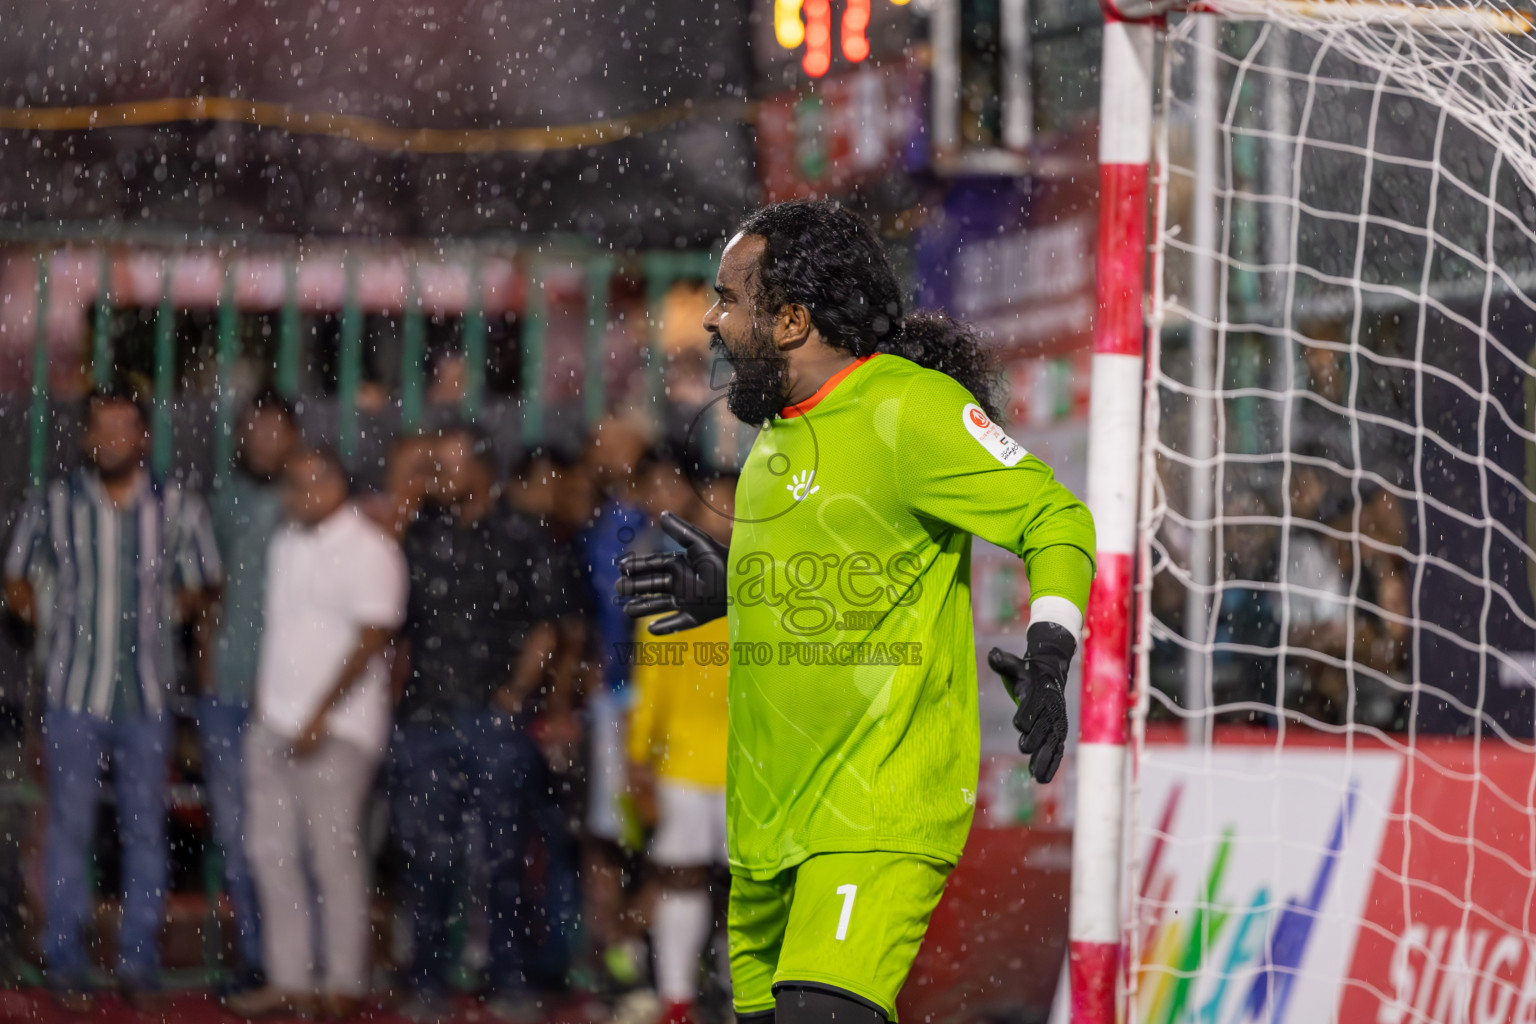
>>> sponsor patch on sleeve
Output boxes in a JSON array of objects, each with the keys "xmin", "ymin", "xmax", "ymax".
[{"xmin": 962, "ymin": 403, "xmax": 1027, "ymax": 467}]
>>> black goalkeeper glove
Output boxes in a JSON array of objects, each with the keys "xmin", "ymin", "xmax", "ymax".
[
  {"xmin": 615, "ymin": 511, "xmax": 729, "ymax": 635},
  {"xmin": 988, "ymin": 621, "xmax": 1076, "ymax": 784}
]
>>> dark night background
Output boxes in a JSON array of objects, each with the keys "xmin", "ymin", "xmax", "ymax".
[{"xmin": 0, "ymin": 0, "xmax": 760, "ymax": 246}]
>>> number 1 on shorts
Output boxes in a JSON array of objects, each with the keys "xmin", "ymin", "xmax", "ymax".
[{"xmin": 835, "ymin": 884, "xmax": 858, "ymax": 941}]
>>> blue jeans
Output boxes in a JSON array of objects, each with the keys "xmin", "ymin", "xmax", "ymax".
[
  {"xmin": 390, "ymin": 712, "xmax": 574, "ymax": 997},
  {"xmin": 197, "ymin": 696, "xmax": 262, "ymax": 974},
  {"xmin": 43, "ymin": 709, "xmax": 171, "ymax": 990}
]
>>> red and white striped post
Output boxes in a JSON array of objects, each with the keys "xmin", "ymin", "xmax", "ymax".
[{"xmin": 1071, "ymin": 7, "xmax": 1153, "ymax": 1023}]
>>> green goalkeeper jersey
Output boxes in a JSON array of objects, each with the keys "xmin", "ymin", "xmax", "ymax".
[{"xmin": 724, "ymin": 353, "xmax": 1096, "ymax": 880}]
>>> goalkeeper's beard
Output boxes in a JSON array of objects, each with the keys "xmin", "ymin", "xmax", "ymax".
[{"xmin": 714, "ymin": 320, "xmax": 791, "ymax": 427}]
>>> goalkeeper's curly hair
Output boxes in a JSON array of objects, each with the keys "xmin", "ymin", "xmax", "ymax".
[{"xmin": 737, "ymin": 199, "xmax": 1006, "ymax": 422}]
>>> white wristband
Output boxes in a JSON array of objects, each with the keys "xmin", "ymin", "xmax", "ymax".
[{"xmin": 1028, "ymin": 595, "xmax": 1084, "ymax": 646}]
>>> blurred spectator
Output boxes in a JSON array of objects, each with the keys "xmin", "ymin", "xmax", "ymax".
[
  {"xmin": 627, "ymin": 476, "xmax": 735, "ymax": 1024},
  {"xmin": 1294, "ymin": 331, "xmax": 1353, "ymax": 464},
  {"xmin": 634, "ymin": 447, "xmax": 702, "ymax": 551},
  {"xmin": 553, "ymin": 457, "xmax": 599, "ymax": 543},
  {"xmin": 574, "ymin": 416, "xmax": 652, "ymax": 988},
  {"xmin": 507, "ymin": 445, "xmax": 594, "ymax": 994},
  {"xmin": 507, "ymin": 447, "xmax": 569, "ymax": 531},
  {"xmin": 508, "ymin": 445, "xmax": 596, "ymax": 764},
  {"xmin": 391, "ymin": 424, "xmax": 578, "ymax": 1022},
  {"xmin": 426, "ymin": 346, "xmax": 469, "ymax": 413},
  {"xmin": 1295, "ymin": 319, "xmax": 1413, "ymax": 493},
  {"xmin": 203, "ymin": 390, "xmax": 300, "ymax": 994},
  {"xmin": 1211, "ymin": 488, "xmax": 1281, "ymax": 722},
  {"xmin": 1350, "ymin": 483, "xmax": 1411, "ymax": 727},
  {"xmin": 1288, "ymin": 322, "xmax": 1413, "ymax": 728},
  {"xmin": 507, "ymin": 447, "xmax": 595, "ymax": 608},
  {"xmin": 233, "ymin": 448, "xmax": 406, "ymax": 1020},
  {"xmin": 3, "ymin": 387, "xmax": 221, "ymax": 1011},
  {"xmin": 1281, "ymin": 458, "xmax": 1352, "ymax": 722},
  {"xmin": 1283, "ymin": 452, "xmax": 1410, "ymax": 727},
  {"xmin": 362, "ymin": 434, "xmax": 435, "ymax": 540},
  {"xmin": 356, "ymin": 379, "xmax": 394, "ymax": 416}
]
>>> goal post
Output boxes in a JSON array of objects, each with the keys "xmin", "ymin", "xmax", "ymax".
[
  {"xmin": 1080, "ymin": 0, "xmax": 1536, "ymax": 1020},
  {"xmin": 1073, "ymin": 8, "xmax": 1155, "ymax": 1024}
]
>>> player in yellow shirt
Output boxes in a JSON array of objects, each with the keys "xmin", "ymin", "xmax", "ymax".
[
  {"xmin": 629, "ymin": 613, "xmax": 730, "ymax": 791},
  {"xmin": 627, "ymin": 476, "xmax": 737, "ymax": 1024}
]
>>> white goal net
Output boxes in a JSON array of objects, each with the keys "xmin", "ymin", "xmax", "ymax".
[{"xmin": 1133, "ymin": 1, "xmax": 1536, "ymax": 1020}]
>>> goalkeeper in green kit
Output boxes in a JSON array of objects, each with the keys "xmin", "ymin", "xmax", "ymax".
[{"xmin": 616, "ymin": 201, "xmax": 1096, "ymax": 1024}]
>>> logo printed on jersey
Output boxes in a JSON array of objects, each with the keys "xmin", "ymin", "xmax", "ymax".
[
  {"xmin": 786, "ymin": 469, "xmax": 821, "ymax": 502},
  {"xmin": 961, "ymin": 403, "xmax": 1026, "ymax": 467}
]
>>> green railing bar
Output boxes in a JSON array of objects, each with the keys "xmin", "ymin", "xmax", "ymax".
[
  {"xmin": 214, "ymin": 266, "xmax": 239, "ymax": 481},
  {"xmin": 29, "ymin": 254, "xmax": 50, "ymax": 489},
  {"xmin": 153, "ymin": 260, "xmax": 175, "ymax": 477},
  {"xmin": 462, "ymin": 258, "xmax": 486, "ymax": 422},
  {"xmin": 401, "ymin": 262, "xmax": 425, "ymax": 432},
  {"xmin": 278, "ymin": 258, "xmax": 301, "ymax": 398},
  {"xmin": 691, "ymin": 251, "xmax": 719, "ymax": 280},
  {"xmin": 643, "ymin": 254, "xmax": 674, "ymax": 418},
  {"xmin": 584, "ymin": 256, "xmax": 613, "ymax": 428},
  {"xmin": 520, "ymin": 262, "xmax": 547, "ymax": 448},
  {"xmin": 338, "ymin": 259, "xmax": 363, "ymax": 462},
  {"xmin": 92, "ymin": 251, "xmax": 112, "ymax": 388}
]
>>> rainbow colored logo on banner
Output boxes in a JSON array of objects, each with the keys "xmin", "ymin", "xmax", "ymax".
[{"xmin": 1135, "ymin": 781, "xmax": 1359, "ymax": 1024}]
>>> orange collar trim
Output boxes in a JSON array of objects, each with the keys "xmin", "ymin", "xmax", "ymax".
[{"xmin": 780, "ymin": 353, "xmax": 878, "ymax": 419}]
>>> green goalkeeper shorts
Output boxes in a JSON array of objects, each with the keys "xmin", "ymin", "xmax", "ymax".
[{"xmin": 728, "ymin": 850, "xmax": 952, "ymax": 1020}]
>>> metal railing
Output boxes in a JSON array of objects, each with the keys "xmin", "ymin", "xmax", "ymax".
[
  {"xmin": 1, "ymin": 237, "xmax": 726, "ymax": 987},
  {"xmin": 12, "ymin": 243, "xmax": 722, "ymax": 486}
]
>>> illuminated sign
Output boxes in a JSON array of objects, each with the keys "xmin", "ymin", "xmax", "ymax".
[
  {"xmin": 774, "ymin": 0, "xmax": 806, "ymax": 47},
  {"xmin": 804, "ymin": 0, "xmax": 832, "ymax": 76},
  {"xmin": 841, "ymin": 0, "xmax": 870, "ymax": 63},
  {"xmin": 775, "ymin": 0, "xmax": 904, "ymax": 77}
]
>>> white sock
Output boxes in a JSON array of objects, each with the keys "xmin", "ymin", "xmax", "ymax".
[{"xmin": 653, "ymin": 888, "xmax": 711, "ymax": 1004}]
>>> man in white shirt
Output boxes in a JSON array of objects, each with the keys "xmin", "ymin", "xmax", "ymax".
[{"xmin": 231, "ymin": 447, "xmax": 406, "ymax": 1020}]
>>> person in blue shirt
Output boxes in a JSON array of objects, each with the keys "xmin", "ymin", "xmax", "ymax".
[
  {"xmin": 202, "ymin": 390, "xmax": 300, "ymax": 995},
  {"xmin": 573, "ymin": 416, "xmax": 650, "ymax": 988}
]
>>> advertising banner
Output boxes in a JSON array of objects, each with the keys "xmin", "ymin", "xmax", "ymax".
[
  {"xmin": 1116, "ymin": 737, "xmax": 1536, "ymax": 1024},
  {"xmin": 1341, "ymin": 739, "xmax": 1536, "ymax": 1024},
  {"xmin": 1131, "ymin": 746, "xmax": 1404, "ymax": 1024},
  {"xmin": 914, "ymin": 174, "xmax": 1096, "ymax": 360},
  {"xmin": 755, "ymin": 61, "xmax": 922, "ymax": 204}
]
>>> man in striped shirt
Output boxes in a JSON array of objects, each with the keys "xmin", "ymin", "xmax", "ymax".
[{"xmin": 4, "ymin": 387, "xmax": 221, "ymax": 1010}]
